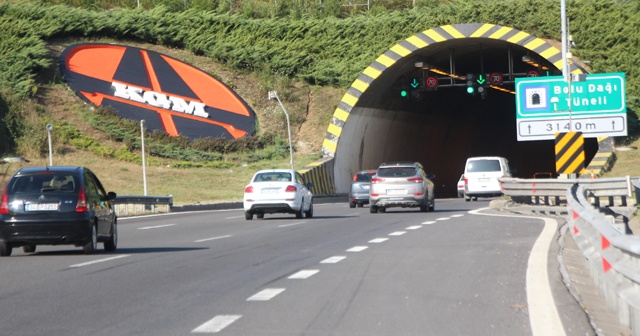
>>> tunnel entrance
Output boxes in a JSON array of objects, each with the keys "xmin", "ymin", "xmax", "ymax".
[{"xmin": 322, "ymin": 23, "xmax": 599, "ymax": 197}]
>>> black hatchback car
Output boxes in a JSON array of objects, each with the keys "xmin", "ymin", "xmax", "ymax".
[{"xmin": 0, "ymin": 166, "xmax": 117, "ymax": 256}]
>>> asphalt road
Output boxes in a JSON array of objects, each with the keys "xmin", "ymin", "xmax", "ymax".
[{"xmin": 0, "ymin": 198, "xmax": 594, "ymax": 336}]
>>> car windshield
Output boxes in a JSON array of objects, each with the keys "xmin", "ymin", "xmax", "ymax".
[
  {"xmin": 254, "ymin": 172, "xmax": 291, "ymax": 182},
  {"xmin": 355, "ymin": 172, "xmax": 374, "ymax": 182},
  {"xmin": 377, "ymin": 167, "xmax": 416, "ymax": 178},
  {"xmin": 8, "ymin": 173, "xmax": 77, "ymax": 194},
  {"xmin": 466, "ymin": 160, "xmax": 501, "ymax": 173}
]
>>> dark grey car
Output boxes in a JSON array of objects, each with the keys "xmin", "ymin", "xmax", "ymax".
[
  {"xmin": 0, "ymin": 166, "xmax": 117, "ymax": 256},
  {"xmin": 349, "ymin": 170, "xmax": 376, "ymax": 208}
]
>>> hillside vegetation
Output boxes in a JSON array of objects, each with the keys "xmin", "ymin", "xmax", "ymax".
[{"xmin": 1, "ymin": 0, "xmax": 639, "ymax": 204}]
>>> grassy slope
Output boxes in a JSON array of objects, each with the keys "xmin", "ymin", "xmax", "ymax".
[{"xmin": 0, "ymin": 39, "xmax": 335, "ymax": 205}]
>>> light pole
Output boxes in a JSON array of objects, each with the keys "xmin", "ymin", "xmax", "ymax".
[
  {"xmin": 140, "ymin": 120, "xmax": 148, "ymax": 196},
  {"xmin": 268, "ymin": 91, "xmax": 294, "ymax": 171},
  {"xmin": 46, "ymin": 124, "xmax": 53, "ymax": 166}
]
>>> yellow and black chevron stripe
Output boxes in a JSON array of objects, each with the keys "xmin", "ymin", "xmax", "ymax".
[
  {"xmin": 322, "ymin": 23, "xmax": 587, "ymax": 157},
  {"xmin": 585, "ymin": 136, "xmax": 615, "ymax": 177},
  {"xmin": 299, "ymin": 156, "xmax": 336, "ymax": 195}
]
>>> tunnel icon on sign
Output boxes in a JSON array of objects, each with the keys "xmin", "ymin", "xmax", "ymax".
[
  {"xmin": 532, "ymin": 93, "xmax": 541, "ymax": 105},
  {"xmin": 524, "ymin": 87, "xmax": 548, "ymax": 110}
]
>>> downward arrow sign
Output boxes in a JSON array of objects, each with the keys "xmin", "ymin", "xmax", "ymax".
[
  {"xmin": 477, "ymin": 77, "xmax": 486, "ymax": 85},
  {"xmin": 410, "ymin": 78, "xmax": 419, "ymax": 88}
]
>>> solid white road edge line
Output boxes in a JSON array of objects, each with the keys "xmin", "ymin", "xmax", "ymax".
[
  {"xmin": 69, "ymin": 255, "xmax": 130, "ymax": 268},
  {"xmin": 194, "ymin": 235, "xmax": 232, "ymax": 243},
  {"xmin": 138, "ymin": 224, "xmax": 175, "ymax": 230},
  {"xmin": 469, "ymin": 207, "xmax": 566, "ymax": 336}
]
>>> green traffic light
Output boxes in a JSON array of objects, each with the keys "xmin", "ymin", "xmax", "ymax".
[
  {"xmin": 466, "ymin": 86, "xmax": 475, "ymax": 94},
  {"xmin": 401, "ymin": 90, "xmax": 408, "ymax": 97}
]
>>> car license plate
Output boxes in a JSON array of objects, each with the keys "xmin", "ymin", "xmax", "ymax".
[
  {"xmin": 361, "ymin": 185, "xmax": 370, "ymax": 190},
  {"xmin": 261, "ymin": 188, "xmax": 280, "ymax": 194},
  {"xmin": 478, "ymin": 178, "xmax": 490, "ymax": 182},
  {"xmin": 25, "ymin": 203, "xmax": 59, "ymax": 211},
  {"xmin": 387, "ymin": 189, "xmax": 406, "ymax": 195}
]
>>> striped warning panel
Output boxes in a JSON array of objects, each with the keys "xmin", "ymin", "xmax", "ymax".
[{"xmin": 555, "ymin": 132, "xmax": 585, "ymax": 175}]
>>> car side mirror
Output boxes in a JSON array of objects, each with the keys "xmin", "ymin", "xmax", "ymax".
[
  {"xmin": 107, "ymin": 191, "xmax": 117, "ymax": 200},
  {"xmin": 306, "ymin": 182, "xmax": 314, "ymax": 190}
]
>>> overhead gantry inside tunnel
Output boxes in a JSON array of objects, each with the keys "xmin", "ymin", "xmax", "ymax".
[{"xmin": 316, "ymin": 23, "xmax": 606, "ymax": 198}]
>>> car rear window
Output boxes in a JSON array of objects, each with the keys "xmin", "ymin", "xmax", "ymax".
[
  {"xmin": 255, "ymin": 172, "xmax": 291, "ymax": 182},
  {"xmin": 7, "ymin": 173, "xmax": 78, "ymax": 194},
  {"xmin": 355, "ymin": 172, "xmax": 375, "ymax": 182},
  {"xmin": 466, "ymin": 160, "xmax": 501, "ymax": 173},
  {"xmin": 377, "ymin": 167, "xmax": 416, "ymax": 178}
]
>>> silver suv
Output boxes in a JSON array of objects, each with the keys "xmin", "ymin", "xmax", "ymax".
[{"xmin": 369, "ymin": 162, "xmax": 435, "ymax": 213}]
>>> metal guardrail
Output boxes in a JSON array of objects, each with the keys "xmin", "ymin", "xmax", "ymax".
[
  {"xmin": 500, "ymin": 177, "xmax": 637, "ymax": 207},
  {"xmin": 112, "ymin": 195, "xmax": 173, "ymax": 217},
  {"xmin": 567, "ymin": 183, "xmax": 640, "ymax": 336}
]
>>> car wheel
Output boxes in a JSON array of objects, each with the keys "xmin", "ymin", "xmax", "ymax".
[
  {"xmin": 420, "ymin": 198, "xmax": 429, "ymax": 212},
  {"xmin": 245, "ymin": 211, "xmax": 253, "ymax": 220},
  {"xmin": 357, "ymin": 203, "xmax": 364, "ymax": 208},
  {"xmin": 305, "ymin": 201, "xmax": 314, "ymax": 218},
  {"xmin": 83, "ymin": 223, "xmax": 98, "ymax": 254},
  {"xmin": 257, "ymin": 213, "xmax": 264, "ymax": 219},
  {"xmin": 349, "ymin": 201, "xmax": 356, "ymax": 208},
  {"xmin": 429, "ymin": 202, "xmax": 435, "ymax": 212},
  {"xmin": 473, "ymin": 197, "xmax": 478, "ymax": 201},
  {"xmin": 370, "ymin": 206, "xmax": 378, "ymax": 214},
  {"xmin": 0, "ymin": 242, "xmax": 13, "ymax": 257},
  {"xmin": 295, "ymin": 206, "xmax": 303, "ymax": 219},
  {"xmin": 23, "ymin": 245, "xmax": 36, "ymax": 253},
  {"xmin": 104, "ymin": 221, "xmax": 118, "ymax": 252},
  {"xmin": 379, "ymin": 207, "xmax": 386, "ymax": 213}
]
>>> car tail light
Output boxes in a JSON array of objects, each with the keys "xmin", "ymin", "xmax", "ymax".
[
  {"xmin": 0, "ymin": 188, "xmax": 9, "ymax": 215},
  {"xmin": 371, "ymin": 193, "xmax": 379, "ymax": 197},
  {"xmin": 371, "ymin": 177, "xmax": 384, "ymax": 184},
  {"xmin": 407, "ymin": 177, "xmax": 423, "ymax": 183},
  {"xmin": 244, "ymin": 186, "xmax": 254, "ymax": 193},
  {"xmin": 414, "ymin": 192, "xmax": 424, "ymax": 196},
  {"xmin": 464, "ymin": 178, "xmax": 469, "ymax": 191},
  {"xmin": 352, "ymin": 174, "xmax": 358, "ymax": 182},
  {"xmin": 285, "ymin": 185, "xmax": 297, "ymax": 192},
  {"xmin": 76, "ymin": 186, "xmax": 89, "ymax": 213}
]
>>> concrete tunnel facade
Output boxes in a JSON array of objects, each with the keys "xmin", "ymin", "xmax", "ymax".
[{"xmin": 300, "ymin": 23, "xmax": 614, "ymax": 197}]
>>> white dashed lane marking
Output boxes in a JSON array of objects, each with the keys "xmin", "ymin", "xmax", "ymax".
[
  {"xmin": 389, "ymin": 231, "xmax": 406, "ymax": 236},
  {"xmin": 422, "ymin": 221, "xmax": 437, "ymax": 225},
  {"xmin": 436, "ymin": 217, "xmax": 450, "ymax": 221},
  {"xmin": 406, "ymin": 225, "xmax": 422, "ymax": 230},
  {"xmin": 288, "ymin": 270, "xmax": 319, "ymax": 279},
  {"xmin": 369, "ymin": 238, "xmax": 388, "ymax": 243},
  {"xmin": 451, "ymin": 214, "xmax": 464, "ymax": 218},
  {"xmin": 192, "ymin": 315, "xmax": 242, "ymax": 333},
  {"xmin": 347, "ymin": 246, "xmax": 369, "ymax": 252},
  {"xmin": 321, "ymin": 256, "xmax": 346, "ymax": 264},
  {"xmin": 247, "ymin": 288, "xmax": 286, "ymax": 301}
]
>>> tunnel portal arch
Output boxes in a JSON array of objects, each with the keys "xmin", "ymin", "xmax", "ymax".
[{"xmin": 311, "ymin": 23, "xmax": 607, "ymax": 196}]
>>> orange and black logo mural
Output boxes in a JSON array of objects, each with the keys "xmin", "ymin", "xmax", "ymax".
[{"xmin": 59, "ymin": 43, "xmax": 256, "ymax": 140}]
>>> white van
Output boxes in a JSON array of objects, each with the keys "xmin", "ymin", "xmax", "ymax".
[{"xmin": 463, "ymin": 156, "xmax": 512, "ymax": 201}]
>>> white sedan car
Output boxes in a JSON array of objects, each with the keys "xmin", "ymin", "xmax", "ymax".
[{"xmin": 243, "ymin": 169, "xmax": 314, "ymax": 220}]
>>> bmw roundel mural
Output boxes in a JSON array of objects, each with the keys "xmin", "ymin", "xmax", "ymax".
[{"xmin": 59, "ymin": 43, "xmax": 256, "ymax": 140}]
